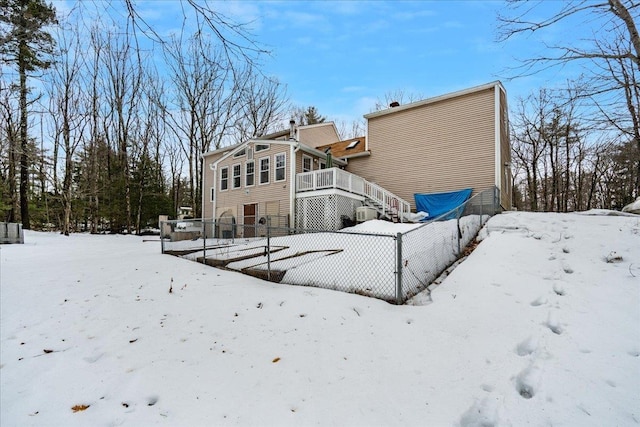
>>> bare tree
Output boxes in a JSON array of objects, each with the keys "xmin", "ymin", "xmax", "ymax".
[
  {"xmin": 48, "ymin": 19, "xmax": 87, "ymax": 235},
  {"xmin": 100, "ymin": 23, "xmax": 145, "ymax": 233},
  {"xmin": 164, "ymin": 32, "xmax": 240, "ymax": 217},
  {"xmin": 122, "ymin": 0, "xmax": 269, "ymax": 68},
  {"xmin": 235, "ymin": 69, "xmax": 288, "ymax": 142},
  {"xmin": 498, "ymin": 0, "xmax": 640, "ymax": 201},
  {"xmin": 373, "ymin": 90, "xmax": 424, "ymax": 111},
  {"xmin": 511, "ymin": 90, "xmax": 553, "ymax": 211},
  {"xmin": 498, "ymin": 0, "xmax": 639, "ymax": 73},
  {"xmin": 335, "ymin": 118, "xmax": 366, "ymax": 140}
]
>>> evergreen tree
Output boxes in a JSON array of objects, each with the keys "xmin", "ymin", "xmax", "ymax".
[
  {"xmin": 291, "ymin": 106, "xmax": 326, "ymax": 126},
  {"xmin": 0, "ymin": 0, "xmax": 57, "ymax": 229},
  {"xmin": 303, "ymin": 106, "xmax": 325, "ymax": 125}
]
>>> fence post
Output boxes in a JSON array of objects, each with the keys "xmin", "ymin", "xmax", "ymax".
[
  {"xmin": 202, "ymin": 220, "xmax": 207, "ymax": 264},
  {"xmin": 160, "ymin": 221, "xmax": 165, "ymax": 254},
  {"xmin": 480, "ymin": 190, "xmax": 485, "ymax": 226},
  {"xmin": 457, "ymin": 207, "xmax": 461, "ymax": 255},
  {"xmin": 396, "ymin": 232, "xmax": 403, "ymax": 304},
  {"xmin": 267, "ymin": 216, "xmax": 272, "ymax": 281}
]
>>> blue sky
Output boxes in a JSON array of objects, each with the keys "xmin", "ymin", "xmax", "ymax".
[
  {"xmin": 197, "ymin": 0, "xmax": 585, "ymax": 125},
  {"xmin": 89, "ymin": 1, "xmax": 593, "ymax": 126}
]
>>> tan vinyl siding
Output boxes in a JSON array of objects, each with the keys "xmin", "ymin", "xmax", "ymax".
[
  {"xmin": 202, "ymin": 151, "xmax": 227, "ymax": 219},
  {"xmin": 294, "ymin": 149, "xmax": 325, "ymax": 173},
  {"xmin": 347, "ymin": 88, "xmax": 497, "ymax": 210},
  {"xmin": 213, "ymin": 143, "xmax": 291, "ymax": 224},
  {"xmin": 298, "ymin": 124, "xmax": 340, "ymax": 147}
]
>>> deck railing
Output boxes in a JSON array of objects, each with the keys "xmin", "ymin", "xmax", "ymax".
[{"xmin": 296, "ymin": 168, "xmax": 411, "ymax": 221}]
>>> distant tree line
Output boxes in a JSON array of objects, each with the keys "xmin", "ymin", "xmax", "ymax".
[
  {"xmin": 1, "ymin": 0, "xmax": 637, "ymax": 236},
  {"xmin": 0, "ymin": 0, "xmax": 293, "ymax": 234},
  {"xmin": 0, "ymin": 1, "xmax": 362, "ymax": 234},
  {"xmin": 500, "ymin": 0, "xmax": 639, "ymax": 211}
]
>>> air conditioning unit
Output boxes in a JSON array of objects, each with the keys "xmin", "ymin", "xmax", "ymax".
[{"xmin": 356, "ymin": 206, "xmax": 377, "ymax": 222}]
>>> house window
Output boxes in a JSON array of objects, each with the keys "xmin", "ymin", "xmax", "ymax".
[
  {"xmin": 232, "ymin": 164, "xmax": 241, "ymax": 189},
  {"xmin": 210, "ymin": 187, "xmax": 215, "ymax": 202},
  {"xmin": 233, "ymin": 148, "xmax": 246, "ymax": 158},
  {"xmin": 255, "ymin": 144, "xmax": 270, "ymax": 152},
  {"xmin": 220, "ymin": 166, "xmax": 229, "ymax": 191},
  {"xmin": 275, "ymin": 153, "xmax": 286, "ymax": 182},
  {"xmin": 259, "ymin": 157, "xmax": 270, "ymax": 184},
  {"xmin": 302, "ymin": 155, "xmax": 312, "ymax": 172},
  {"xmin": 319, "ymin": 160, "xmax": 326, "ymax": 169},
  {"xmin": 245, "ymin": 161, "xmax": 255, "ymax": 187}
]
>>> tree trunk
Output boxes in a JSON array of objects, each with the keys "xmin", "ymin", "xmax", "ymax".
[{"xmin": 19, "ymin": 48, "xmax": 30, "ymax": 229}]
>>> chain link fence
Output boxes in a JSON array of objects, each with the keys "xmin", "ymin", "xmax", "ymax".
[
  {"xmin": 0, "ymin": 222, "xmax": 24, "ymax": 244},
  {"xmin": 161, "ymin": 187, "xmax": 500, "ymax": 304},
  {"xmin": 399, "ymin": 187, "xmax": 500, "ymax": 301}
]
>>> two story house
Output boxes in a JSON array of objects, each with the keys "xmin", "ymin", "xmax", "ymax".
[
  {"xmin": 202, "ymin": 122, "xmax": 350, "ymax": 234},
  {"xmin": 202, "ymin": 81, "xmax": 511, "ymax": 235}
]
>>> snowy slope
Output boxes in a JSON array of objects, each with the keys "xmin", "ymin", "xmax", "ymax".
[{"xmin": 0, "ymin": 211, "xmax": 638, "ymax": 426}]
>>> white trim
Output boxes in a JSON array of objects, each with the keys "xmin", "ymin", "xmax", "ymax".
[
  {"xmin": 220, "ymin": 166, "xmax": 229, "ymax": 192},
  {"xmin": 209, "ymin": 139, "xmax": 291, "ymax": 167},
  {"xmin": 274, "ymin": 152, "xmax": 286, "ymax": 182},
  {"xmin": 494, "ymin": 83, "xmax": 501, "ymax": 192},
  {"xmin": 297, "ymin": 121, "xmax": 340, "ymax": 140},
  {"xmin": 245, "ymin": 160, "xmax": 255, "ymax": 187},
  {"xmin": 255, "ymin": 143, "xmax": 270, "ymax": 152},
  {"xmin": 289, "ymin": 144, "xmax": 296, "ymax": 226},
  {"xmin": 364, "ymin": 81, "xmax": 505, "ymax": 119},
  {"xmin": 365, "ymin": 121, "xmax": 369, "ymax": 152},
  {"xmin": 302, "ymin": 154, "xmax": 313, "ymax": 172},
  {"xmin": 297, "ymin": 144, "xmax": 347, "ymax": 166},
  {"xmin": 232, "ymin": 163, "xmax": 242, "ymax": 189},
  {"xmin": 340, "ymin": 150, "xmax": 371, "ymax": 160},
  {"xmin": 295, "ymin": 188, "xmax": 365, "ymax": 201},
  {"xmin": 258, "ymin": 156, "xmax": 270, "ymax": 185},
  {"xmin": 202, "ymin": 141, "xmax": 243, "ymax": 158}
]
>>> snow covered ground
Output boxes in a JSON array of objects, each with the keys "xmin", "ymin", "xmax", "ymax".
[
  {"xmin": 167, "ymin": 215, "xmax": 486, "ymax": 302},
  {"xmin": 1, "ymin": 211, "xmax": 638, "ymax": 426}
]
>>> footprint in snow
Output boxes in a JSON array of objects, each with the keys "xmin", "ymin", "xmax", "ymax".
[
  {"xmin": 545, "ymin": 312, "xmax": 564, "ymax": 335},
  {"xmin": 553, "ymin": 284, "xmax": 566, "ymax": 296},
  {"xmin": 480, "ymin": 384, "xmax": 494, "ymax": 392},
  {"xmin": 459, "ymin": 397, "xmax": 503, "ymax": 427},
  {"xmin": 530, "ymin": 296, "xmax": 547, "ymax": 307},
  {"xmin": 515, "ymin": 363, "xmax": 542, "ymax": 399},
  {"xmin": 147, "ymin": 396, "xmax": 159, "ymax": 406},
  {"xmin": 515, "ymin": 336, "xmax": 538, "ymax": 356},
  {"xmin": 562, "ymin": 264, "xmax": 574, "ymax": 274}
]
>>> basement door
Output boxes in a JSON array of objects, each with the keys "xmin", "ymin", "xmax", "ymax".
[{"xmin": 243, "ymin": 203, "xmax": 257, "ymax": 238}]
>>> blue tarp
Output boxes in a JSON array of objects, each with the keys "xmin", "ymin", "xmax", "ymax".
[{"xmin": 414, "ymin": 188, "xmax": 473, "ymax": 220}]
